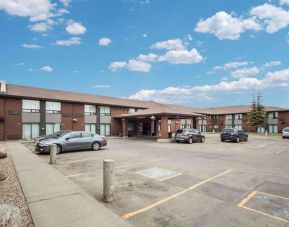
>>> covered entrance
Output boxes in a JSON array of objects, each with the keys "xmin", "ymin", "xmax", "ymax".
[{"xmin": 115, "ymin": 108, "xmax": 200, "ymax": 140}]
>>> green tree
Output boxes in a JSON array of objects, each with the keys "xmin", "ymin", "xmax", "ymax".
[{"xmin": 249, "ymin": 94, "xmax": 267, "ymax": 132}]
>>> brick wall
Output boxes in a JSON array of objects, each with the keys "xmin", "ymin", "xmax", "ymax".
[
  {"xmin": 111, "ymin": 107, "xmax": 127, "ymax": 136},
  {"xmin": 278, "ymin": 111, "xmax": 289, "ymax": 133},
  {"xmin": 4, "ymin": 98, "xmax": 22, "ymax": 139},
  {"xmin": 0, "ymin": 97, "xmax": 4, "ymax": 140},
  {"xmin": 61, "ymin": 102, "xmax": 84, "ymax": 131}
]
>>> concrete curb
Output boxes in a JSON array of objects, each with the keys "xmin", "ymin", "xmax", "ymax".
[{"xmin": 6, "ymin": 141, "xmax": 130, "ymax": 227}]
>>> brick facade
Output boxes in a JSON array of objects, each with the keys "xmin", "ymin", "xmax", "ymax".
[
  {"xmin": 61, "ymin": 102, "xmax": 84, "ymax": 131},
  {"xmin": 111, "ymin": 107, "xmax": 127, "ymax": 136},
  {"xmin": 4, "ymin": 98, "xmax": 22, "ymax": 139}
]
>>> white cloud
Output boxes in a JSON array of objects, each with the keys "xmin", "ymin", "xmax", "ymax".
[
  {"xmin": 93, "ymin": 84, "xmax": 111, "ymax": 88},
  {"xmin": 281, "ymin": 0, "xmax": 289, "ymax": 5},
  {"xmin": 60, "ymin": 0, "xmax": 71, "ymax": 7},
  {"xmin": 65, "ymin": 21, "xmax": 86, "ymax": 35},
  {"xmin": 187, "ymin": 34, "xmax": 193, "ymax": 41},
  {"xmin": 208, "ymin": 61, "xmax": 251, "ymax": 74},
  {"xmin": 21, "ymin": 43, "xmax": 43, "ymax": 49},
  {"xmin": 158, "ymin": 48, "xmax": 203, "ymax": 64},
  {"xmin": 250, "ymin": 3, "xmax": 289, "ymax": 33},
  {"xmin": 109, "ymin": 60, "xmax": 151, "ymax": 72},
  {"xmin": 195, "ymin": 11, "xmax": 261, "ymax": 40},
  {"xmin": 129, "ymin": 68, "xmax": 289, "ymax": 103},
  {"xmin": 262, "ymin": 61, "xmax": 282, "ymax": 67},
  {"xmin": 16, "ymin": 62, "xmax": 25, "ymax": 66},
  {"xmin": 29, "ymin": 19, "xmax": 54, "ymax": 32},
  {"xmin": 136, "ymin": 53, "xmax": 158, "ymax": 62},
  {"xmin": 142, "ymin": 33, "xmax": 148, "ymax": 38},
  {"xmin": 55, "ymin": 37, "xmax": 81, "ymax": 46},
  {"xmin": 98, "ymin": 37, "xmax": 112, "ymax": 46},
  {"xmin": 151, "ymin": 38, "xmax": 185, "ymax": 50},
  {"xmin": 0, "ymin": 0, "xmax": 54, "ymax": 21},
  {"xmin": 231, "ymin": 66, "xmax": 260, "ymax": 78},
  {"xmin": 40, "ymin": 65, "xmax": 53, "ymax": 72}
]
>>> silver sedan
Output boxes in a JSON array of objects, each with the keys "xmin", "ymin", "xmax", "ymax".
[{"xmin": 35, "ymin": 131, "xmax": 107, "ymax": 154}]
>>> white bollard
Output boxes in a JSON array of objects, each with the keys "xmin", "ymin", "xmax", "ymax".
[
  {"xmin": 49, "ymin": 144, "xmax": 57, "ymax": 164},
  {"xmin": 103, "ymin": 159, "xmax": 114, "ymax": 202},
  {"xmin": 265, "ymin": 130, "xmax": 268, "ymax": 137}
]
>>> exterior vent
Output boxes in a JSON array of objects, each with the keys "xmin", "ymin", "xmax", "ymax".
[{"xmin": 0, "ymin": 81, "xmax": 6, "ymax": 94}]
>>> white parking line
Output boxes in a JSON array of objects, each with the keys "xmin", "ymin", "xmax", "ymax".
[{"xmin": 276, "ymin": 147, "xmax": 289, "ymax": 154}]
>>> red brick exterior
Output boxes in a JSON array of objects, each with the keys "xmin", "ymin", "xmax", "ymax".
[
  {"xmin": 278, "ymin": 111, "xmax": 289, "ymax": 132},
  {"xmin": 111, "ymin": 107, "xmax": 127, "ymax": 136},
  {"xmin": 61, "ymin": 102, "xmax": 84, "ymax": 131},
  {"xmin": 0, "ymin": 97, "xmax": 4, "ymax": 140},
  {"xmin": 4, "ymin": 98, "xmax": 22, "ymax": 139}
]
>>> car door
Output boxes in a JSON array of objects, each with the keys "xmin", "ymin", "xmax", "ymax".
[
  {"xmin": 78, "ymin": 132, "xmax": 93, "ymax": 149},
  {"xmin": 238, "ymin": 130, "xmax": 245, "ymax": 141},
  {"xmin": 65, "ymin": 132, "xmax": 82, "ymax": 150}
]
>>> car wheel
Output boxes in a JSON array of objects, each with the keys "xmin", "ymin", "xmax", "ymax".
[
  {"xmin": 200, "ymin": 137, "xmax": 205, "ymax": 143},
  {"xmin": 188, "ymin": 138, "xmax": 193, "ymax": 144},
  {"xmin": 236, "ymin": 137, "xmax": 240, "ymax": 143},
  {"xmin": 221, "ymin": 139, "xmax": 225, "ymax": 142},
  {"xmin": 244, "ymin": 136, "xmax": 248, "ymax": 142},
  {"xmin": 92, "ymin": 142, "xmax": 100, "ymax": 151},
  {"xmin": 56, "ymin": 144, "xmax": 62, "ymax": 154}
]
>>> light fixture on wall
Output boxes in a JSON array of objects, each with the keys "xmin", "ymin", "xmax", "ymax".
[
  {"xmin": 72, "ymin": 118, "xmax": 78, "ymax": 122},
  {"xmin": 150, "ymin": 115, "xmax": 156, "ymax": 121}
]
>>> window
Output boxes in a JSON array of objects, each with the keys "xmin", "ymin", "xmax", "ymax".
[
  {"xmin": 68, "ymin": 132, "xmax": 81, "ymax": 139},
  {"xmin": 268, "ymin": 112, "xmax": 278, "ymax": 119},
  {"xmin": 268, "ymin": 124, "xmax": 278, "ymax": 133},
  {"xmin": 226, "ymin": 125, "xmax": 232, "ymax": 128},
  {"xmin": 100, "ymin": 106, "xmax": 111, "ymax": 116},
  {"xmin": 46, "ymin": 123, "xmax": 60, "ymax": 135},
  {"xmin": 257, "ymin": 127, "xmax": 265, "ymax": 133},
  {"xmin": 234, "ymin": 125, "xmax": 242, "ymax": 130},
  {"xmin": 100, "ymin": 124, "xmax": 110, "ymax": 136},
  {"xmin": 22, "ymin": 100, "xmax": 40, "ymax": 113},
  {"xmin": 46, "ymin": 101, "xmax": 61, "ymax": 114},
  {"xmin": 128, "ymin": 122, "xmax": 134, "ymax": 131},
  {"xmin": 85, "ymin": 105, "xmax": 96, "ymax": 115},
  {"xmin": 168, "ymin": 124, "xmax": 172, "ymax": 132},
  {"xmin": 198, "ymin": 125, "xmax": 206, "ymax": 133},
  {"xmin": 235, "ymin": 114, "xmax": 242, "ymax": 120},
  {"xmin": 213, "ymin": 125, "xmax": 218, "ymax": 129},
  {"xmin": 22, "ymin": 123, "xmax": 39, "ymax": 139},
  {"xmin": 225, "ymin": 115, "xmax": 232, "ymax": 120},
  {"xmin": 127, "ymin": 108, "xmax": 136, "ymax": 114},
  {"xmin": 85, "ymin": 124, "xmax": 96, "ymax": 133},
  {"xmin": 211, "ymin": 115, "xmax": 218, "ymax": 120},
  {"xmin": 82, "ymin": 132, "xmax": 93, "ymax": 138}
]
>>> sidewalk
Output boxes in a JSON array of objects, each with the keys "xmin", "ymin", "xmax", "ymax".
[{"xmin": 6, "ymin": 141, "xmax": 130, "ymax": 227}]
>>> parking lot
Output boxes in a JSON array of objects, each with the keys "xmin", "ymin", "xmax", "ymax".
[{"xmin": 30, "ymin": 134, "xmax": 289, "ymax": 227}]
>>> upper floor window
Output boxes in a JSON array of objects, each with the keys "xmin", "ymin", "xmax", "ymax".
[
  {"xmin": 225, "ymin": 114, "xmax": 232, "ymax": 120},
  {"xmin": 268, "ymin": 112, "xmax": 278, "ymax": 119},
  {"xmin": 211, "ymin": 115, "xmax": 218, "ymax": 120},
  {"xmin": 235, "ymin": 114, "xmax": 242, "ymax": 120},
  {"xmin": 46, "ymin": 101, "xmax": 61, "ymax": 114},
  {"xmin": 127, "ymin": 108, "xmax": 136, "ymax": 114},
  {"xmin": 85, "ymin": 105, "xmax": 96, "ymax": 115},
  {"xmin": 100, "ymin": 106, "xmax": 111, "ymax": 116},
  {"xmin": 22, "ymin": 99, "xmax": 40, "ymax": 113}
]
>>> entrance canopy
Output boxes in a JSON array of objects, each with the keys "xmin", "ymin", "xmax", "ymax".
[{"xmin": 114, "ymin": 107, "xmax": 201, "ymax": 139}]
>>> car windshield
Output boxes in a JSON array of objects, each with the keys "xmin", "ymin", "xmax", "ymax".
[
  {"xmin": 54, "ymin": 131, "xmax": 69, "ymax": 138},
  {"xmin": 223, "ymin": 128, "xmax": 235, "ymax": 133},
  {"xmin": 176, "ymin": 130, "xmax": 183, "ymax": 134},
  {"xmin": 284, "ymin": 128, "xmax": 289, "ymax": 132}
]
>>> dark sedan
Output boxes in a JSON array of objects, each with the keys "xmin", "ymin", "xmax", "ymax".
[
  {"xmin": 221, "ymin": 128, "xmax": 248, "ymax": 143},
  {"xmin": 175, "ymin": 128, "xmax": 205, "ymax": 144}
]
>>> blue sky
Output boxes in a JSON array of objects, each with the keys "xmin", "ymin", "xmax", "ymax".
[{"xmin": 1, "ymin": 0, "xmax": 289, "ymax": 108}]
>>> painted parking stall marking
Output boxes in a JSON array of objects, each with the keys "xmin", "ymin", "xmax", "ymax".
[
  {"xmin": 238, "ymin": 191, "xmax": 289, "ymax": 223},
  {"xmin": 136, "ymin": 167, "xmax": 182, "ymax": 182}
]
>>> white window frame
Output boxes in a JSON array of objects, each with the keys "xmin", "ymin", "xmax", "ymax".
[
  {"xmin": 100, "ymin": 106, "xmax": 111, "ymax": 116},
  {"xmin": 22, "ymin": 99, "xmax": 40, "ymax": 113},
  {"xmin": 46, "ymin": 101, "xmax": 61, "ymax": 114},
  {"xmin": 85, "ymin": 105, "xmax": 97, "ymax": 115}
]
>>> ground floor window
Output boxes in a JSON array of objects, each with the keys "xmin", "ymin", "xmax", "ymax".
[
  {"xmin": 181, "ymin": 124, "xmax": 192, "ymax": 129},
  {"xmin": 128, "ymin": 122, "xmax": 134, "ymax": 132},
  {"xmin": 46, "ymin": 123, "xmax": 60, "ymax": 135},
  {"xmin": 226, "ymin": 125, "xmax": 232, "ymax": 128},
  {"xmin": 268, "ymin": 124, "xmax": 278, "ymax": 133},
  {"xmin": 85, "ymin": 123, "xmax": 97, "ymax": 133},
  {"xmin": 234, "ymin": 125, "xmax": 242, "ymax": 130},
  {"xmin": 100, "ymin": 124, "xmax": 110, "ymax": 136},
  {"xmin": 168, "ymin": 124, "xmax": 172, "ymax": 132},
  {"xmin": 198, "ymin": 125, "xmax": 206, "ymax": 133},
  {"xmin": 257, "ymin": 127, "xmax": 265, "ymax": 133},
  {"xmin": 22, "ymin": 123, "xmax": 39, "ymax": 140}
]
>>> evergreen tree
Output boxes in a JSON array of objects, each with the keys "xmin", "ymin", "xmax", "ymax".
[{"xmin": 249, "ymin": 94, "xmax": 267, "ymax": 132}]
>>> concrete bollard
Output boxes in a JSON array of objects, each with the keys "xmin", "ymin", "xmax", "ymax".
[
  {"xmin": 265, "ymin": 130, "xmax": 268, "ymax": 137},
  {"xmin": 49, "ymin": 144, "xmax": 57, "ymax": 164},
  {"xmin": 103, "ymin": 159, "xmax": 114, "ymax": 203}
]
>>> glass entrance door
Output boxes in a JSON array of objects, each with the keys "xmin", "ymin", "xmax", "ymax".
[{"xmin": 22, "ymin": 123, "xmax": 39, "ymax": 139}]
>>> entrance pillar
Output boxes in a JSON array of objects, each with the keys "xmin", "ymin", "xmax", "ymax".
[
  {"xmin": 160, "ymin": 115, "xmax": 168, "ymax": 139},
  {"xmin": 122, "ymin": 118, "xmax": 128, "ymax": 137}
]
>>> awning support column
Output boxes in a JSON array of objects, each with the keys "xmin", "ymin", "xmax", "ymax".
[
  {"xmin": 122, "ymin": 118, "xmax": 128, "ymax": 137},
  {"xmin": 160, "ymin": 115, "xmax": 168, "ymax": 139}
]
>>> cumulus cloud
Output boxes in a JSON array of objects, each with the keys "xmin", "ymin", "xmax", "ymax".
[
  {"xmin": 280, "ymin": 0, "xmax": 289, "ymax": 5},
  {"xmin": 21, "ymin": 43, "xmax": 43, "ymax": 49},
  {"xmin": 65, "ymin": 21, "xmax": 86, "ymax": 35},
  {"xmin": 98, "ymin": 37, "xmax": 112, "ymax": 46},
  {"xmin": 0, "ymin": 0, "xmax": 54, "ymax": 21},
  {"xmin": 40, "ymin": 65, "xmax": 53, "ymax": 72},
  {"xmin": 195, "ymin": 11, "xmax": 261, "ymax": 40},
  {"xmin": 158, "ymin": 48, "xmax": 203, "ymax": 64},
  {"xmin": 60, "ymin": 0, "xmax": 71, "ymax": 7},
  {"xmin": 250, "ymin": 3, "xmax": 289, "ymax": 33},
  {"xmin": 136, "ymin": 53, "xmax": 158, "ymax": 62},
  {"xmin": 151, "ymin": 39, "xmax": 185, "ymax": 50},
  {"xmin": 262, "ymin": 61, "xmax": 282, "ymax": 68},
  {"xmin": 109, "ymin": 60, "xmax": 151, "ymax": 72},
  {"xmin": 55, "ymin": 37, "xmax": 81, "ymax": 46},
  {"xmin": 29, "ymin": 20, "xmax": 54, "ymax": 32},
  {"xmin": 129, "ymin": 68, "xmax": 289, "ymax": 103},
  {"xmin": 231, "ymin": 66, "xmax": 260, "ymax": 78}
]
